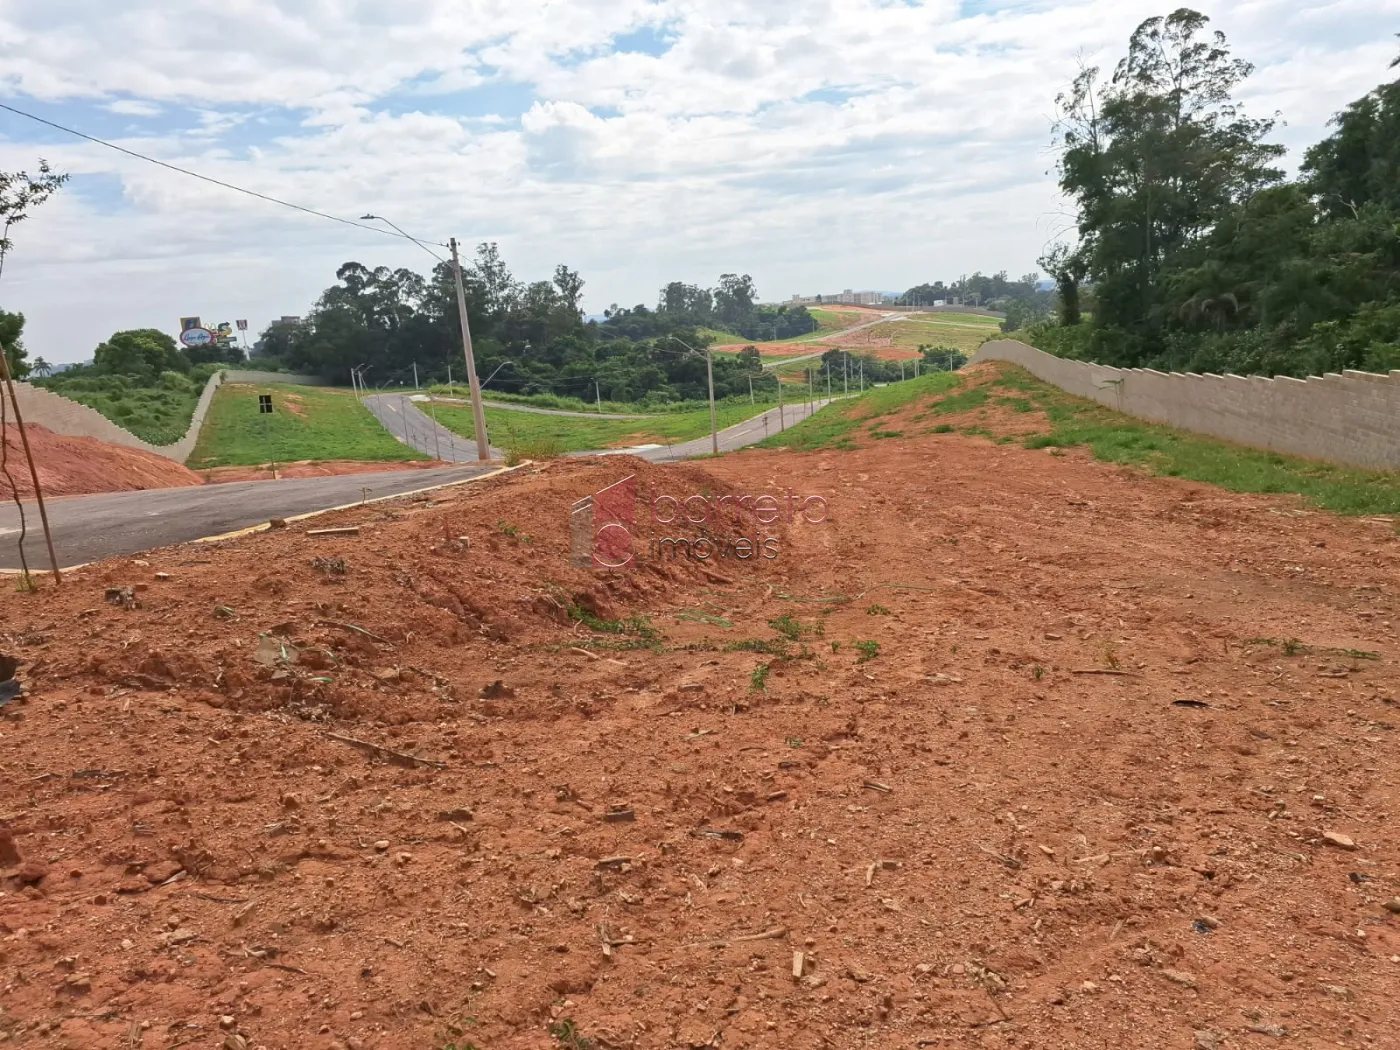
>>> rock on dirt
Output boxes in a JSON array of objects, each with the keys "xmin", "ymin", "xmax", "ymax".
[
  {"xmin": 1322, "ymin": 831, "xmax": 1359, "ymax": 851},
  {"xmin": 0, "ymin": 825, "xmax": 20, "ymax": 866}
]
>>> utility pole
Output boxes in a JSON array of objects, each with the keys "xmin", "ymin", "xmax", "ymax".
[
  {"xmin": 900, "ymin": 360, "xmax": 905, "ymax": 382},
  {"xmin": 826, "ymin": 364, "xmax": 831, "ymax": 398},
  {"xmin": 412, "ymin": 361, "xmax": 419, "ymax": 390},
  {"xmin": 596, "ymin": 380, "xmax": 602, "ymax": 413},
  {"xmin": 844, "ymin": 352, "xmax": 849, "ymax": 396},
  {"xmin": 777, "ymin": 376, "xmax": 784, "ymax": 431},
  {"xmin": 747, "ymin": 375, "xmax": 753, "ymax": 405},
  {"xmin": 449, "ymin": 237, "xmax": 490, "ymax": 461},
  {"xmin": 447, "ymin": 361, "xmax": 453, "ymax": 395},
  {"xmin": 705, "ymin": 344, "xmax": 718, "ymax": 455},
  {"xmin": 807, "ymin": 368, "xmax": 813, "ymax": 413},
  {"xmin": 350, "ymin": 367, "xmax": 358, "ymax": 399}
]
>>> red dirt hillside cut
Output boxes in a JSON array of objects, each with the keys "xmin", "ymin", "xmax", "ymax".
[
  {"xmin": 1, "ymin": 441, "xmax": 1398, "ymax": 1049},
  {"xmin": 0, "ymin": 424, "xmax": 202, "ymax": 499}
]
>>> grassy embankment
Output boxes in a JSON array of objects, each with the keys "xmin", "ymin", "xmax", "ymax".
[
  {"xmin": 188, "ymin": 384, "xmax": 427, "ymax": 468},
  {"xmin": 758, "ymin": 364, "xmax": 1400, "ymax": 516},
  {"xmin": 431, "ymin": 398, "xmax": 787, "ymax": 458}
]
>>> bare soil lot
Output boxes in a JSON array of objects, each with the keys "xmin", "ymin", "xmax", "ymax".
[{"xmin": 2, "ymin": 418, "xmax": 1398, "ymax": 1049}]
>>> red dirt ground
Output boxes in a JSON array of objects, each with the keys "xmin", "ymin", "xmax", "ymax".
[
  {"xmin": 0, "ymin": 425, "xmax": 202, "ymax": 500},
  {"xmin": 201, "ymin": 461, "xmax": 446, "ymax": 485},
  {"xmin": 2, "ymin": 427, "xmax": 1399, "ymax": 1050}
]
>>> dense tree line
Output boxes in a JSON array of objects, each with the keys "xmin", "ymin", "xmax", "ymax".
[
  {"xmin": 1032, "ymin": 10, "xmax": 1400, "ymax": 378},
  {"xmin": 901, "ymin": 273, "xmax": 1055, "ymax": 333},
  {"xmin": 257, "ymin": 251, "xmax": 829, "ymax": 404}
]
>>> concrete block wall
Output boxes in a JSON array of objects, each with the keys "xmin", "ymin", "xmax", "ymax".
[
  {"xmin": 971, "ymin": 339, "xmax": 1400, "ymax": 471},
  {"xmin": 7, "ymin": 369, "xmax": 327, "ymax": 464}
]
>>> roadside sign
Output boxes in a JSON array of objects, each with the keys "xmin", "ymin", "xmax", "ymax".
[
  {"xmin": 180, "ymin": 316, "xmax": 201, "ymax": 332},
  {"xmin": 258, "ymin": 394, "xmax": 273, "ymax": 414},
  {"xmin": 236, "ymin": 320, "xmax": 248, "ymax": 331},
  {"xmin": 179, "ymin": 327, "xmax": 214, "ymax": 348}
]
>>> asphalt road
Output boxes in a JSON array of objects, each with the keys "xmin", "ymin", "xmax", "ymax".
[
  {"xmin": 597, "ymin": 396, "xmax": 842, "ymax": 462},
  {"xmin": 0, "ymin": 393, "xmax": 846, "ymax": 569},
  {"xmin": 363, "ymin": 393, "xmax": 503, "ymax": 463},
  {"xmin": 0, "ymin": 463, "xmax": 499, "ymax": 570}
]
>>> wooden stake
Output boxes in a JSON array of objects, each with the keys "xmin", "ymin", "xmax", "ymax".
[{"xmin": 0, "ymin": 343, "xmax": 60, "ymax": 584}]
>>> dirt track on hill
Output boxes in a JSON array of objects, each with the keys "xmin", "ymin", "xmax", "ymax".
[{"xmin": 2, "ymin": 418, "xmax": 1399, "ymax": 1049}]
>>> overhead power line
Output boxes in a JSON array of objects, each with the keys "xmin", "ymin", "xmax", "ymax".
[{"xmin": 0, "ymin": 101, "xmax": 445, "ymax": 248}]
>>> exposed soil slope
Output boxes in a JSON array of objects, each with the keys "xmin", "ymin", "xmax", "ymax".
[
  {"xmin": 1, "ymin": 433, "xmax": 1398, "ymax": 1050},
  {"xmin": 0, "ymin": 424, "xmax": 202, "ymax": 499}
]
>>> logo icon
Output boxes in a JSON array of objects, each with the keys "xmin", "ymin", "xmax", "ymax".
[
  {"xmin": 179, "ymin": 327, "xmax": 214, "ymax": 348},
  {"xmin": 571, "ymin": 475, "xmax": 636, "ymax": 568}
]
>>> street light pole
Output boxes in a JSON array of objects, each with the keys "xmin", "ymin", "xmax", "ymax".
[
  {"xmin": 449, "ymin": 237, "xmax": 490, "ymax": 461},
  {"xmin": 705, "ymin": 345, "xmax": 718, "ymax": 454},
  {"xmin": 669, "ymin": 336, "xmax": 718, "ymax": 455}
]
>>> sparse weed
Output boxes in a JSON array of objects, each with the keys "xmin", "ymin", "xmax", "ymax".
[
  {"xmin": 1032, "ymin": 664, "xmax": 1045, "ymax": 681},
  {"xmin": 931, "ymin": 424, "xmax": 955, "ymax": 433},
  {"xmin": 676, "ymin": 611, "xmax": 733, "ymax": 628},
  {"xmin": 751, "ymin": 663, "xmax": 770, "ymax": 692},
  {"xmin": 854, "ymin": 640, "xmax": 881, "ymax": 663},
  {"xmin": 768, "ymin": 614, "xmax": 822, "ymax": 640},
  {"xmin": 726, "ymin": 638, "xmax": 790, "ymax": 656},
  {"xmin": 866, "ymin": 604, "xmax": 891, "ymax": 616},
  {"xmin": 830, "ymin": 641, "xmax": 841, "ymax": 653},
  {"xmin": 13, "ymin": 573, "xmax": 38, "ymax": 594},
  {"xmin": 568, "ymin": 605, "xmax": 659, "ymax": 640},
  {"xmin": 496, "ymin": 519, "xmax": 520, "ymax": 537},
  {"xmin": 550, "ymin": 1019, "xmax": 598, "ymax": 1050},
  {"xmin": 785, "ymin": 736, "xmax": 804, "ymax": 748}
]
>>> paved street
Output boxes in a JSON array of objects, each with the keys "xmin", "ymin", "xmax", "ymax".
[
  {"xmin": 363, "ymin": 393, "xmax": 503, "ymax": 463},
  {"xmin": 603, "ymin": 396, "xmax": 840, "ymax": 461},
  {"xmin": 1, "ymin": 394, "xmax": 846, "ymax": 569},
  {"xmin": 0, "ymin": 463, "xmax": 499, "ymax": 570}
]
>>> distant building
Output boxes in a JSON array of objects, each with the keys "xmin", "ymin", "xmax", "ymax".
[
  {"xmin": 790, "ymin": 289, "xmax": 885, "ymax": 306},
  {"xmin": 270, "ymin": 315, "xmax": 303, "ymax": 327}
]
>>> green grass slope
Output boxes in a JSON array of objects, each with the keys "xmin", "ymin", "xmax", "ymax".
[{"xmin": 189, "ymin": 384, "xmax": 427, "ymax": 469}]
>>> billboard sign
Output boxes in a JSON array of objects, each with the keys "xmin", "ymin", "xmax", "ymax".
[
  {"xmin": 236, "ymin": 320, "xmax": 249, "ymax": 331},
  {"xmin": 179, "ymin": 327, "xmax": 215, "ymax": 348},
  {"xmin": 180, "ymin": 316, "xmax": 202, "ymax": 332}
]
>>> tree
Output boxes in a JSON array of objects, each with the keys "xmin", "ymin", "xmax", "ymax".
[
  {"xmin": 0, "ymin": 159, "xmax": 68, "ymax": 283},
  {"xmin": 1054, "ymin": 9, "xmax": 1284, "ymax": 362},
  {"xmin": 30, "ymin": 356, "xmax": 50, "ymax": 378},
  {"xmin": 552, "ymin": 265, "xmax": 585, "ymax": 316},
  {"xmin": 713, "ymin": 273, "xmax": 757, "ymax": 326},
  {"xmin": 0, "ymin": 309, "xmax": 28, "ymax": 380},
  {"xmin": 1302, "ymin": 36, "xmax": 1400, "ymax": 218},
  {"xmin": 1037, "ymin": 244, "xmax": 1089, "ymax": 326},
  {"xmin": 94, "ymin": 329, "xmax": 190, "ymax": 379},
  {"xmin": 736, "ymin": 345, "xmax": 762, "ymax": 373}
]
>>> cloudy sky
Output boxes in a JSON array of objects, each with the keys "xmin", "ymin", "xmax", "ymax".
[{"xmin": 0, "ymin": 0, "xmax": 1396, "ymax": 364}]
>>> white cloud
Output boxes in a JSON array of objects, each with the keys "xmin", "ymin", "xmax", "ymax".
[
  {"xmin": 104, "ymin": 99, "xmax": 163, "ymax": 117},
  {"xmin": 0, "ymin": 0, "xmax": 1395, "ymax": 361}
]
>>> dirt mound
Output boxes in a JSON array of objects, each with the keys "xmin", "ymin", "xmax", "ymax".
[
  {"xmin": 0, "ymin": 423, "xmax": 203, "ymax": 499},
  {"xmin": 1, "ymin": 437, "xmax": 1398, "ymax": 1048}
]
